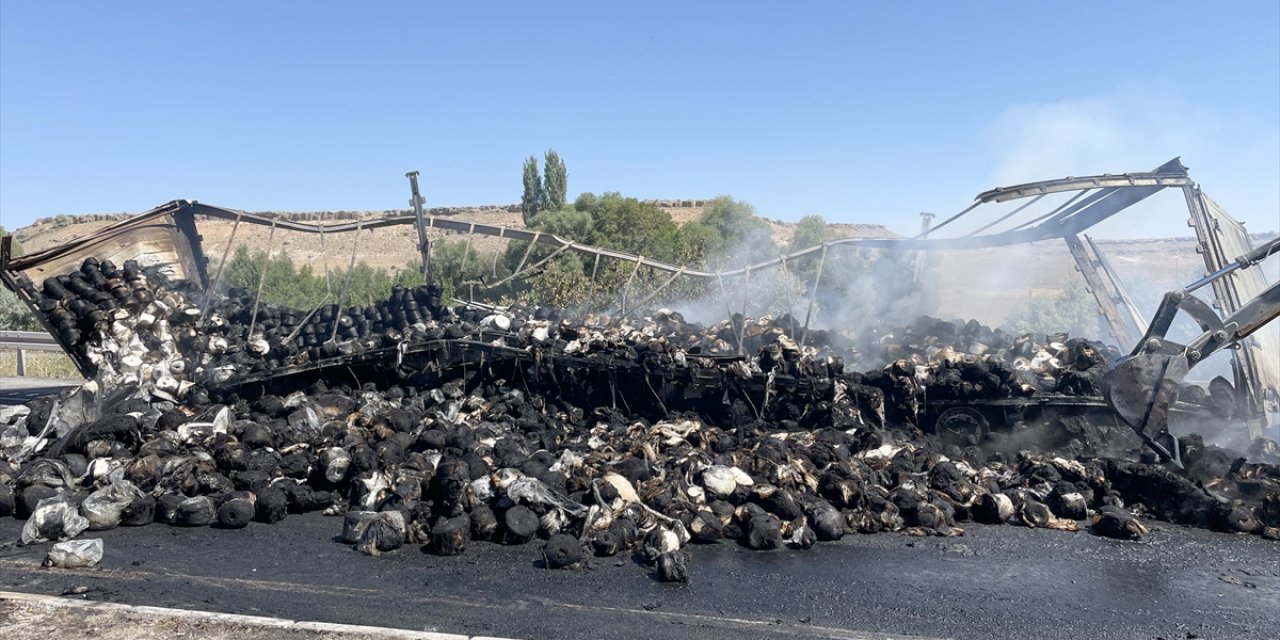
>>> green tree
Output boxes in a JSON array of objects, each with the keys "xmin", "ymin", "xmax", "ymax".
[
  {"xmin": 0, "ymin": 226, "xmax": 22, "ymax": 257},
  {"xmin": 504, "ymin": 196, "xmax": 595, "ymax": 305},
  {"xmin": 532, "ymin": 207, "xmax": 594, "ymax": 241},
  {"xmin": 521, "ymin": 156, "xmax": 544, "ymax": 225},
  {"xmin": 423, "ymin": 240, "xmax": 509, "ymax": 304},
  {"xmin": 500, "ymin": 192, "xmax": 714, "ymax": 307},
  {"xmin": 578, "ymin": 193, "xmax": 719, "ymax": 307},
  {"xmin": 219, "ymin": 245, "xmax": 418, "ymax": 310},
  {"xmin": 543, "ymin": 150, "xmax": 568, "ymax": 212},
  {"xmin": 221, "ymin": 246, "xmax": 318, "ymax": 308},
  {"xmin": 698, "ymin": 196, "xmax": 778, "ymax": 269},
  {"xmin": 785, "ymin": 215, "xmax": 860, "ymax": 299},
  {"xmin": 220, "ymin": 245, "xmax": 266, "ymax": 295},
  {"xmin": 584, "ymin": 193, "xmax": 683, "ymax": 261},
  {"xmin": 787, "ymin": 215, "xmax": 834, "ymax": 252},
  {"xmin": 573, "ymin": 192, "xmax": 598, "ymax": 212},
  {"xmin": 0, "ymin": 226, "xmax": 40, "ymax": 331},
  {"xmin": 673, "ymin": 221, "xmax": 716, "ymax": 267},
  {"xmin": 509, "ymin": 191, "xmax": 683, "ymax": 276},
  {"xmin": 524, "ymin": 252, "xmax": 592, "ymax": 308},
  {"xmin": 503, "ymin": 206, "xmax": 591, "ymax": 284}
]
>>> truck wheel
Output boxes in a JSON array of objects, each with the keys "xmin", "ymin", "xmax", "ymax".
[{"xmin": 935, "ymin": 406, "xmax": 990, "ymax": 447}]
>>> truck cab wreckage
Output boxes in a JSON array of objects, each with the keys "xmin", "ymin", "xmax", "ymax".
[{"xmin": 2, "ymin": 159, "xmax": 1277, "ymax": 576}]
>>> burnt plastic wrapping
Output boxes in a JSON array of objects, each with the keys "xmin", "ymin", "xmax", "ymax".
[
  {"xmin": 21, "ymin": 494, "xmax": 90, "ymax": 545},
  {"xmin": 45, "ymin": 538, "xmax": 104, "ymax": 568}
]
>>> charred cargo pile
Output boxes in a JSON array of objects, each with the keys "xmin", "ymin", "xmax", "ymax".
[
  {"xmin": 13, "ymin": 259, "xmax": 1135, "ymax": 401},
  {"xmin": 1, "ymin": 259, "xmax": 1278, "ymax": 584},
  {"xmin": 858, "ymin": 315, "xmax": 1120, "ymax": 398}
]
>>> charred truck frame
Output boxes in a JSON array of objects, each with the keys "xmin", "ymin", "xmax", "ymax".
[{"xmin": 2, "ymin": 158, "xmax": 1276, "ymax": 456}]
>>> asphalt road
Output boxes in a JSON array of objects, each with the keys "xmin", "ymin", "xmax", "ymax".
[
  {"xmin": 0, "ymin": 378, "xmax": 78, "ymax": 405},
  {"xmin": 1, "ymin": 379, "xmax": 1277, "ymax": 639},
  {"xmin": 1, "ymin": 513, "xmax": 1277, "ymax": 640}
]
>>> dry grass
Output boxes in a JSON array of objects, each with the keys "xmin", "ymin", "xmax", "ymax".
[
  {"xmin": 0, "ymin": 350, "xmax": 83, "ymax": 379},
  {"xmin": 0, "ymin": 600, "xmax": 414, "ymax": 640}
]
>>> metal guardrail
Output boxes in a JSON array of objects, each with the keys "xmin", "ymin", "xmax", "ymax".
[{"xmin": 0, "ymin": 330, "xmax": 63, "ymax": 377}]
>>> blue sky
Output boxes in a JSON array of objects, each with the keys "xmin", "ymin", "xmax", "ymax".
[{"xmin": 1, "ymin": 1, "xmax": 1277, "ymax": 238}]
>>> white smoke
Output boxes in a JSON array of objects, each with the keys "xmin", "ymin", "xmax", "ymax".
[
  {"xmin": 986, "ymin": 93, "xmax": 1204, "ymax": 186},
  {"xmin": 983, "ymin": 87, "xmax": 1280, "ymax": 239}
]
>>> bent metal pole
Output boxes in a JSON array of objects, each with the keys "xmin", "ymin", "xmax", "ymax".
[{"xmin": 406, "ymin": 171, "xmax": 432, "ymax": 283}]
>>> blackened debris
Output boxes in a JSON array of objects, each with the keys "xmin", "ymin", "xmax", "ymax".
[{"xmin": 0, "ymin": 257, "xmax": 1276, "ymax": 583}]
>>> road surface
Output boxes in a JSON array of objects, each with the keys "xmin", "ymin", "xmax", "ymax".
[
  {"xmin": 0, "ymin": 377, "xmax": 78, "ymax": 405},
  {"xmin": 1, "ymin": 512, "xmax": 1277, "ymax": 640}
]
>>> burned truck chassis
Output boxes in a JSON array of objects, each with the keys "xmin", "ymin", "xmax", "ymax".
[{"xmin": 218, "ymin": 331, "xmax": 1161, "ymax": 460}]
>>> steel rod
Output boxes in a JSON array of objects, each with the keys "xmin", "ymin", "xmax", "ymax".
[
  {"xmin": 582, "ymin": 252, "xmax": 603, "ymax": 317},
  {"xmin": 800, "ymin": 243, "xmax": 828, "ymax": 347},
  {"xmin": 617, "ymin": 256, "xmax": 644, "ymax": 322},
  {"xmin": 913, "ymin": 201, "xmax": 981, "ymax": 239},
  {"xmin": 962, "ymin": 194, "xmax": 1045, "ymax": 237},
  {"xmin": 485, "ymin": 242, "xmax": 573, "ymax": 289},
  {"xmin": 246, "ymin": 218, "xmax": 278, "ymax": 339},
  {"xmin": 200, "ymin": 212, "xmax": 242, "ymax": 323},
  {"xmin": 737, "ymin": 267, "xmax": 751, "ymax": 355},
  {"xmin": 619, "ymin": 267, "xmax": 686, "ymax": 323},
  {"xmin": 331, "ymin": 221, "xmax": 363, "ymax": 344}
]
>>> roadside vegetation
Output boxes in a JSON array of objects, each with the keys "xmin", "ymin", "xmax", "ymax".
[
  {"xmin": 0, "ymin": 350, "xmax": 81, "ymax": 378},
  {"xmin": 2, "ymin": 155, "xmax": 945, "ymax": 335},
  {"xmin": 0, "ymin": 227, "xmax": 41, "ymax": 331},
  {"xmin": 213, "ymin": 152, "xmax": 847, "ymax": 314},
  {"xmin": 0, "ymin": 227, "xmax": 80, "ymax": 378},
  {"xmin": 1003, "ymin": 279, "xmax": 1103, "ymax": 341}
]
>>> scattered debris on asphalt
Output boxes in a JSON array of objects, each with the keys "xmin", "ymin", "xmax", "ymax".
[{"xmin": 1, "ymin": 259, "xmax": 1277, "ymax": 582}]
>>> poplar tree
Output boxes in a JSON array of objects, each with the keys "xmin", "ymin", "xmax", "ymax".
[
  {"xmin": 521, "ymin": 156, "xmax": 544, "ymax": 225},
  {"xmin": 542, "ymin": 150, "xmax": 568, "ymax": 212}
]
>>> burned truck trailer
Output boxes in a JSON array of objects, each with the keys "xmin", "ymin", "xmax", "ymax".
[
  {"xmin": 3, "ymin": 161, "xmax": 1280, "ymax": 578},
  {"xmin": 1, "ymin": 159, "xmax": 1276, "ymax": 446}
]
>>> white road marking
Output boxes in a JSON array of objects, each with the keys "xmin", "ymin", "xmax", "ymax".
[{"xmin": 0, "ymin": 590, "xmax": 521, "ymax": 640}]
